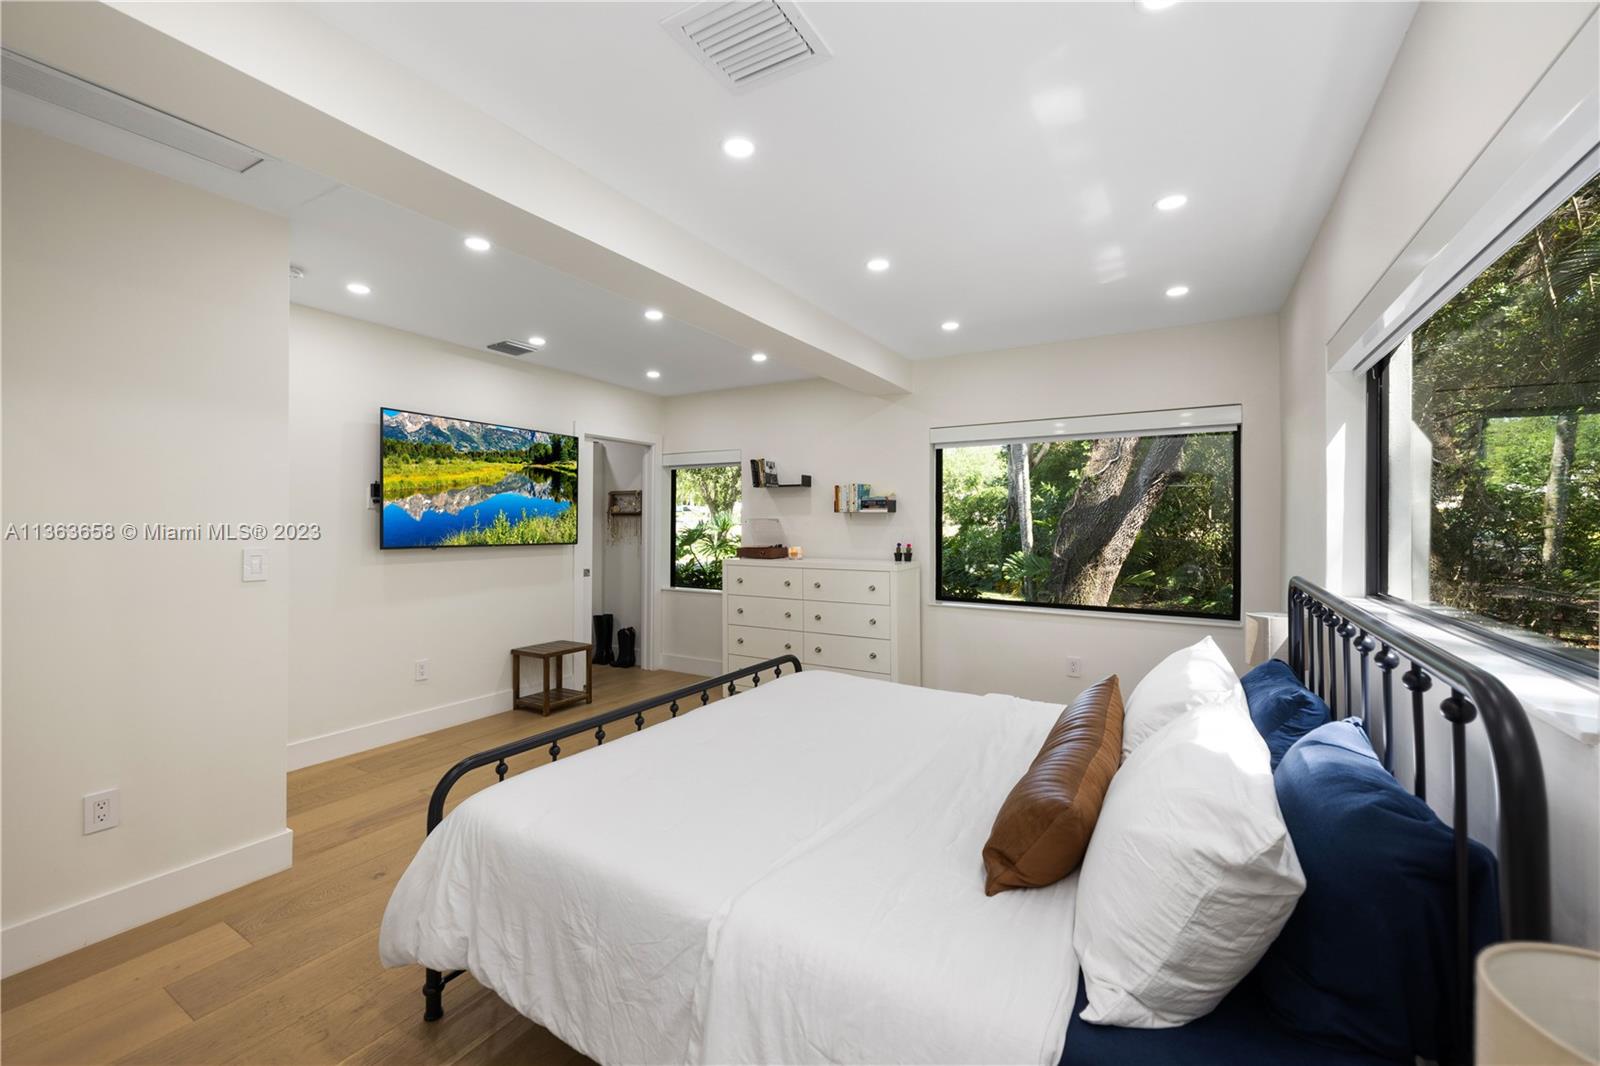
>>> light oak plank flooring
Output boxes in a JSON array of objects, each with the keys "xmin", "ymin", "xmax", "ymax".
[{"xmin": 2, "ymin": 666, "xmax": 721, "ymax": 1066}]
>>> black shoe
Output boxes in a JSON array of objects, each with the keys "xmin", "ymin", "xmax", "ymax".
[
  {"xmin": 615, "ymin": 626, "xmax": 637, "ymax": 669},
  {"xmin": 593, "ymin": 614, "xmax": 615, "ymax": 665}
]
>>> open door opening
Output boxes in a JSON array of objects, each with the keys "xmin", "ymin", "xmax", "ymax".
[{"xmin": 584, "ymin": 438, "xmax": 651, "ymax": 672}]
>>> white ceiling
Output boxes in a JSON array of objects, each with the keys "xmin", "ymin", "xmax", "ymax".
[
  {"xmin": 2, "ymin": 79, "xmax": 805, "ymax": 397},
  {"xmin": 309, "ymin": 1, "xmax": 1418, "ymax": 358}
]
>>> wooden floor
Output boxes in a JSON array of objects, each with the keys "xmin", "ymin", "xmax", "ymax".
[{"xmin": 1, "ymin": 667, "xmax": 720, "ymax": 1066}]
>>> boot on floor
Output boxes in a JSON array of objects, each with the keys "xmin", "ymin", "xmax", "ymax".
[
  {"xmin": 592, "ymin": 613, "xmax": 615, "ymax": 665},
  {"xmin": 615, "ymin": 626, "xmax": 637, "ymax": 668}
]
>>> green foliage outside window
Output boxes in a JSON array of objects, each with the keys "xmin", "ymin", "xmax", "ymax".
[
  {"xmin": 671, "ymin": 465, "xmax": 743, "ymax": 590},
  {"xmin": 1402, "ymin": 172, "xmax": 1600, "ymax": 653},
  {"xmin": 937, "ymin": 430, "xmax": 1238, "ymax": 619}
]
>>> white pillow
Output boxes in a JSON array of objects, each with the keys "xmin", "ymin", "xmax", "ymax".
[
  {"xmin": 1120, "ymin": 636, "xmax": 1242, "ymax": 756},
  {"xmin": 1073, "ymin": 698, "xmax": 1304, "ymax": 1028}
]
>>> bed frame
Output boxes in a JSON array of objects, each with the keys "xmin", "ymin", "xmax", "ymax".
[
  {"xmin": 1289, "ymin": 577, "xmax": 1551, "ymax": 1051},
  {"xmin": 415, "ymin": 579, "xmax": 1553, "ymax": 1037},
  {"xmin": 418, "ymin": 654, "xmax": 803, "ymax": 1022}
]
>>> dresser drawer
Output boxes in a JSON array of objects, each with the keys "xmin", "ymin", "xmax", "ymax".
[
  {"xmin": 727, "ymin": 595, "xmax": 801, "ymax": 631},
  {"xmin": 725, "ymin": 564, "xmax": 802, "ymax": 600},
  {"xmin": 803, "ymin": 600, "xmax": 888, "ymax": 639},
  {"xmin": 728, "ymin": 625, "xmax": 802, "ymax": 660},
  {"xmin": 803, "ymin": 633, "xmax": 891, "ymax": 674},
  {"xmin": 801, "ymin": 568, "xmax": 890, "ymax": 605}
]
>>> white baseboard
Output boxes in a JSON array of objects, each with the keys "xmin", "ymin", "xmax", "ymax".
[
  {"xmin": 658, "ymin": 653, "xmax": 720, "ymax": 677},
  {"xmin": 286, "ymin": 688, "xmax": 513, "ymax": 771},
  {"xmin": 1, "ymin": 827, "xmax": 292, "ymax": 978}
]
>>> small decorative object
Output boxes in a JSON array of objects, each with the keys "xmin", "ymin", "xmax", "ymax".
[
  {"xmin": 607, "ymin": 490, "xmax": 642, "ymax": 516},
  {"xmin": 788, "ymin": 546, "xmax": 804, "ymax": 560},
  {"xmin": 1477, "ymin": 942, "xmax": 1599, "ymax": 1065},
  {"xmin": 904, "ymin": 541, "xmax": 914, "ymax": 562},
  {"xmin": 894, "ymin": 543, "xmax": 904, "ymax": 562}
]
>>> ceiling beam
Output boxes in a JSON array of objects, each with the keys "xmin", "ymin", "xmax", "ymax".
[{"xmin": 2, "ymin": 1, "xmax": 912, "ymax": 396}]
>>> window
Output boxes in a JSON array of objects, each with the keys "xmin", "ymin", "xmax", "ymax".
[
  {"xmin": 670, "ymin": 464, "xmax": 742, "ymax": 590},
  {"xmin": 1373, "ymin": 169, "xmax": 1599, "ymax": 668},
  {"xmin": 934, "ymin": 412, "xmax": 1240, "ymax": 620}
]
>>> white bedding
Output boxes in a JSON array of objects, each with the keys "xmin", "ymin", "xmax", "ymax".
[{"xmin": 380, "ymin": 670, "xmax": 1080, "ymax": 1065}]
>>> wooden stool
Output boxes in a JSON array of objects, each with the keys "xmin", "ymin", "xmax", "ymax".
[{"xmin": 512, "ymin": 640, "xmax": 594, "ymax": 715}]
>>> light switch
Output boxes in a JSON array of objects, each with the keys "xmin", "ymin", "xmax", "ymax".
[{"xmin": 242, "ymin": 548, "xmax": 268, "ymax": 582}]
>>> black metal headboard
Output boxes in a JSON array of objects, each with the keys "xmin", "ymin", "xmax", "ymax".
[{"xmin": 1288, "ymin": 577, "xmax": 1551, "ymax": 944}]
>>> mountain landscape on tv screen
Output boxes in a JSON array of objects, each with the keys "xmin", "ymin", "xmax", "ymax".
[{"xmin": 380, "ymin": 409, "xmax": 577, "ymax": 548}]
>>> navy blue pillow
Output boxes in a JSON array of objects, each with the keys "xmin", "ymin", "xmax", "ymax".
[
  {"xmin": 1255, "ymin": 720, "xmax": 1500, "ymax": 1065},
  {"xmin": 1240, "ymin": 659, "xmax": 1330, "ymax": 768}
]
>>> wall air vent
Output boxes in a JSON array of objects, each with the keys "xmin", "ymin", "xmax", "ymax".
[
  {"xmin": 662, "ymin": 2, "xmax": 830, "ymax": 94},
  {"xmin": 487, "ymin": 340, "xmax": 538, "ymax": 356},
  {"xmin": 0, "ymin": 49, "xmax": 266, "ymax": 173}
]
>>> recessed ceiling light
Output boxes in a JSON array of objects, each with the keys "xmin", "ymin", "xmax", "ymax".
[
  {"xmin": 527, "ymin": 335, "xmax": 546, "ymax": 348},
  {"xmin": 722, "ymin": 136, "xmax": 755, "ymax": 159},
  {"xmin": 1155, "ymin": 193, "xmax": 1188, "ymax": 211},
  {"xmin": 751, "ymin": 352, "xmax": 768, "ymax": 363},
  {"xmin": 644, "ymin": 308, "xmax": 664, "ymax": 321},
  {"xmin": 1166, "ymin": 285, "xmax": 1190, "ymax": 298},
  {"xmin": 646, "ymin": 369, "xmax": 662, "ymax": 379},
  {"xmin": 463, "ymin": 235, "xmax": 491, "ymax": 252},
  {"xmin": 1139, "ymin": 0, "xmax": 1180, "ymax": 10},
  {"xmin": 866, "ymin": 257, "xmax": 891, "ymax": 273},
  {"xmin": 941, "ymin": 320, "xmax": 961, "ymax": 332},
  {"xmin": 346, "ymin": 282, "xmax": 371, "ymax": 296}
]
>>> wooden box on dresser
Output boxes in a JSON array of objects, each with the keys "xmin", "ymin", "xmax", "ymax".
[{"xmin": 722, "ymin": 558, "xmax": 921, "ymax": 685}]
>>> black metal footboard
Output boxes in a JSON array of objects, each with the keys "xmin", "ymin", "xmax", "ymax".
[{"xmin": 419, "ymin": 654, "xmax": 802, "ymax": 1021}]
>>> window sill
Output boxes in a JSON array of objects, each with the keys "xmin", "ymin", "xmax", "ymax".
[
  {"xmin": 928, "ymin": 596, "xmax": 1243, "ymax": 629},
  {"xmin": 1350, "ymin": 596, "xmax": 1598, "ymax": 747},
  {"xmin": 661, "ymin": 586, "xmax": 723, "ymax": 596}
]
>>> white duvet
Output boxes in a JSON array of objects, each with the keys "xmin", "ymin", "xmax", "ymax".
[{"xmin": 380, "ymin": 670, "xmax": 1080, "ymax": 1065}]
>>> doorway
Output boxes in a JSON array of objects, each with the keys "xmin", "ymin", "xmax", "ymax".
[{"xmin": 579, "ymin": 436, "xmax": 654, "ymax": 670}]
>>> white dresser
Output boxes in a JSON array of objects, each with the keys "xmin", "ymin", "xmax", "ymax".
[{"xmin": 722, "ymin": 557, "xmax": 920, "ymax": 685}]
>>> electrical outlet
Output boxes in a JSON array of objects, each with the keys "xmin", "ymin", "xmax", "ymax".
[
  {"xmin": 83, "ymin": 788, "xmax": 120, "ymax": 835},
  {"xmin": 414, "ymin": 659, "xmax": 430, "ymax": 682},
  {"xmin": 1067, "ymin": 656, "xmax": 1083, "ymax": 679}
]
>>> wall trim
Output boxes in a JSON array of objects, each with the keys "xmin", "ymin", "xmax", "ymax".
[
  {"xmin": 1, "ymin": 827, "xmax": 292, "ymax": 978},
  {"xmin": 287, "ymin": 688, "xmax": 513, "ymax": 771},
  {"xmin": 659, "ymin": 653, "xmax": 722, "ymax": 677}
]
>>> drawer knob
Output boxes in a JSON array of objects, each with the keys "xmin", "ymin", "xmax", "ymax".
[
  {"xmin": 736, "ymin": 577, "xmax": 743, "ymax": 584},
  {"xmin": 869, "ymin": 652, "xmax": 878, "ymax": 661},
  {"xmin": 783, "ymin": 579, "xmax": 791, "ymax": 587},
  {"xmin": 736, "ymin": 607, "xmax": 744, "ymax": 614},
  {"xmin": 868, "ymin": 584, "xmax": 877, "ymax": 592},
  {"xmin": 869, "ymin": 618, "xmax": 877, "ymax": 626},
  {"xmin": 784, "ymin": 611, "xmax": 792, "ymax": 618},
  {"xmin": 737, "ymin": 638, "xmax": 744, "ymax": 645},
  {"xmin": 784, "ymin": 643, "xmax": 792, "ymax": 650},
  {"xmin": 815, "ymin": 646, "xmax": 822, "ymax": 654},
  {"xmin": 813, "ymin": 581, "xmax": 822, "ymax": 588},
  {"xmin": 814, "ymin": 613, "xmax": 822, "ymax": 621}
]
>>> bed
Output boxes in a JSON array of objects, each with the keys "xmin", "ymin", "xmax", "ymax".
[{"xmin": 380, "ymin": 579, "xmax": 1551, "ymax": 1065}]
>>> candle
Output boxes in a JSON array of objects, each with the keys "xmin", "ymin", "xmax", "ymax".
[{"xmin": 788, "ymin": 546, "xmax": 804, "ymax": 560}]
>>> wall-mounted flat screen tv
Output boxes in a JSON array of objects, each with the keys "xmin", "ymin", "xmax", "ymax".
[{"xmin": 380, "ymin": 408, "xmax": 578, "ymax": 549}]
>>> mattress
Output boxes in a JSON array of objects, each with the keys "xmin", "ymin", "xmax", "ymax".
[{"xmin": 380, "ymin": 669, "xmax": 1081, "ymax": 1065}]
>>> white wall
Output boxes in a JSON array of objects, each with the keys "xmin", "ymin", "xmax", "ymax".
[
  {"xmin": 1, "ymin": 124, "xmax": 292, "ymax": 972},
  {"xmin": 285, "ymin": 307, "xmax": 662, "ymax": 766},
  {"xmin": 1278, "ymin": 2, "xmax": 1599, "ymax": 948},
  {"xmin": 663, "ymin": 314, "xmax": 1282, "ymax": 704}
]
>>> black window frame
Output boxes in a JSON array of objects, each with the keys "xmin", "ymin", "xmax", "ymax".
[
  {"xmin": 933, "ymin": 427, "xmax": 1243, "ymax": 622},
  {"xmin": 1367, "ymin": 353, "xmax": 1598, "ymax": 683}
]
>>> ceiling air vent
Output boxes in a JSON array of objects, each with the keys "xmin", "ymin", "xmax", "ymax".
[
  {"xmin": 487, "ymin": 340, "xmax": 538, "ymax": 357},
  {"xmin": 1, "ymin": 49, "xmax": 266, "ymax": 173},
  {"xmin": 663, "ymin": 2, "xmax": 830, "ymax": 94}
]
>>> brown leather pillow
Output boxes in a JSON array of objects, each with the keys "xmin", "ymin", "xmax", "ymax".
[{"xmin": 982, "ymin": 675, "xmax": 1123, "ymax": 895}]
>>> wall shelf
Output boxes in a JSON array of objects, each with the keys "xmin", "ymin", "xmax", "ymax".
[
  {"xmin": 760, "ymin": 475, "xmax": 812, "ymax": 488},
  {"xmin": 848, "ymin": 501, "xmax": 896, "ymax": 514}
]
